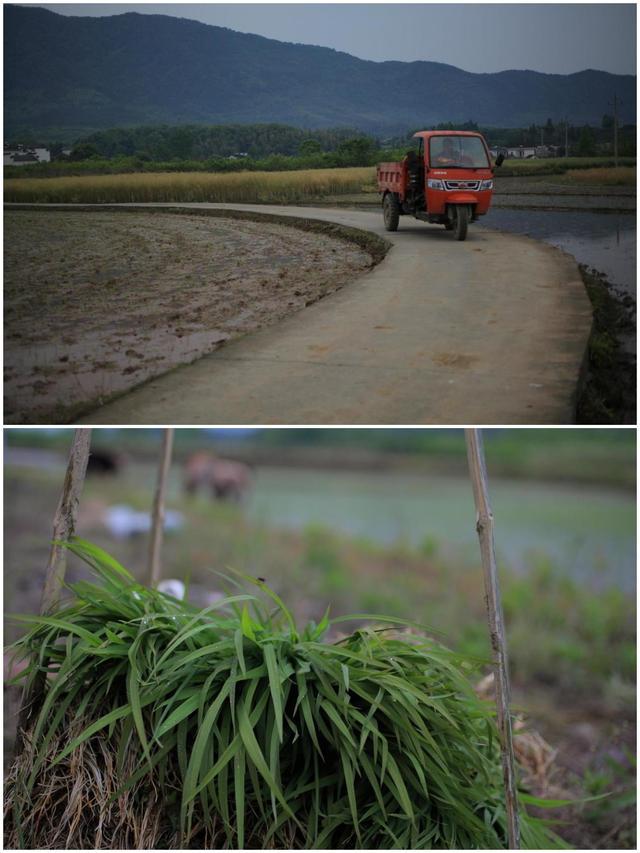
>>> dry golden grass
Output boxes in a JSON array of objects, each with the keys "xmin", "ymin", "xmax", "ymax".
[
  {"xmin": 4, "ymin": 167, "xmax": 377, "ymax": 204},
  {"xmin": 558, "ymin": 166, "xmax": 636, "ymax": 186},
  {"xmin": 498, "ymin": 156, "xmax": 636, "ymax": 177},
  {"xmin": 4, "ymin": 719, "xmax": 184, "ymax": 849}
]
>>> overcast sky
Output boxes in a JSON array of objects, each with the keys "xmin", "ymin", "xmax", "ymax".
[{"xmin": 34, "ymin": 3, "xmax": 636, "ymax": 75}]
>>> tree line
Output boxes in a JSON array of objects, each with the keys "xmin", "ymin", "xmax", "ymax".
[
  {"xmin": 73, "ymin": 124, "xmax": 373, "ymax": 161},
  {"xmin": 5, "ymin": 118, "xmax": 635, "ymax": 178},
  {"xmin": 71, "ymin": 117, "xmax": 635, "ymax": 159}
]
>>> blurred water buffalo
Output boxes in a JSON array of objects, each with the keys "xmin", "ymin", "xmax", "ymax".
[
  {"xmin": 87, "ymin": 448, "xmax": 124, "ymax": 475},
  {"xmin": 183, "ymin": 452, "xmax": 252, "ymax": 502}
]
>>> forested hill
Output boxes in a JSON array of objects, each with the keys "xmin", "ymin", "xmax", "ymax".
[{"xmin": 5, "ymin": 4, "xmax": 636, "ymax": 139}]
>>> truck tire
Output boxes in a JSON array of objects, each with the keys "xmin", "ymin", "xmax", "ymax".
[
  {"xmin": 453, "ymin": 205, "xmax": 469, "ymax": 241},
  {"xmin": 383, "ymin": 193, "xmax": 400, "ymax": 232}
]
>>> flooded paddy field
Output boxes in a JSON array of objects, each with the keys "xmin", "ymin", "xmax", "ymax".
[
  {"xmin": 480, "ymin": 207, "xmax": 636, "ymax": 422},
  {"xmin": 4, "ymin": 450, "xmax": 635, "ymax": 596},
  {"xmin": 480, "ymin": 208, "xmax": 636, "ymax": 300},
  {"xmin": 246, "ymin": 465, "xmax": 636, "ymax": 594}
]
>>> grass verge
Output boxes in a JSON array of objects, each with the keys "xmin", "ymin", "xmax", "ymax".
[{"xmin": 576, "ymin": 266, "xmax": 636, "ymax": 424}]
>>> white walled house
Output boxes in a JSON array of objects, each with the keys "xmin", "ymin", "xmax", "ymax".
[
  {"xmin": 4, "ymin": 146, "xmax": 51, "ymax": 165},
  {"xmin": 504, "ymin": 146, "xmax": 536, "ymax": 159}
]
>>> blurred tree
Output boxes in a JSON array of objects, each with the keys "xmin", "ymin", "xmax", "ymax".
[
  {"xmin": 47, "ymin": 142, "xmax": 66, "ymax": 161},
  {"xmin": 545, "ymin": 118, "xmax": 555, "ymax": 142},
  {"xmin": 68, "ymin": 142, "xmax": 100, "ymax": 161},
  {"xmin": 578, "ymin": 125, "xmax": 597, "ymax": 156},
  {"xmin": 336, "ymin": 136, "xmax": 377, "ymax": 165},
  {"xmin": 299, "ymin": 138, "xmax": 323, "ymax": 156}
]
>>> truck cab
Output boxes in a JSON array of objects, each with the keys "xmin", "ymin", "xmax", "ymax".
[{"xmin": 377, "ymin": 130, "xmax": 502, "ymax": 240}]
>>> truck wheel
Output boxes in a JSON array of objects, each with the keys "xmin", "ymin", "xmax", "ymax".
[
  {"xmin": 383, "ymin": 194, "xmax": 400, "ymax": 232},
  {"xmin": 453, "ymin": 206, "xmax": 469, "ymax": 241}
]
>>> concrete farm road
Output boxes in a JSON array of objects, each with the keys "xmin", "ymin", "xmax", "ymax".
[{"xmin": 82, "ymin": 203, "xmax": 592, "ymax": 425}]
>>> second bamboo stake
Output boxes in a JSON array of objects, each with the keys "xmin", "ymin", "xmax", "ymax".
[
  {"xmin": 465, "ymin": 428, "xmax": 520, "ymax": 849},
  {"xmin": 147, "ymin": 428, "xmax": 174, "ymax": 588}
]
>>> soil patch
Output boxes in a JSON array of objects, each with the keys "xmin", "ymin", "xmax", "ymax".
[{"xmin": 4, "ymin": 209, "xmax": 383, "ymax": 423}]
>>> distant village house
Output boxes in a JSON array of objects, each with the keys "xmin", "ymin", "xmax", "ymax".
[
  {"xmin": 489, "ymin": 144, "xmax": 560, "ymax": 160},
  {"xmin": 4, "ymin": 144, "xmax": 51, "ymax": 166}
]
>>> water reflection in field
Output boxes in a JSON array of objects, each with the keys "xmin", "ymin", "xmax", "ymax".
[
  {"xmin": 481, "ymin": 209, "xmax": 636, "ymax": 296},
  {"xmin": 4, "ymin": 449, "xmax": 635, "ymax": 594},
  {"xmin": 246, "ymin": 467, "xmax": 635, "ymax": 592}
]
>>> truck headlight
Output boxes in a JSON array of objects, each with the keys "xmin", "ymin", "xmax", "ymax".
[
  {"xmin": 480, "ymin": 179, "xmax": 493, "ymax": 190},
  {"xmin": 427, "ymin": 178, "xmax": 445, "ymax": 190}
]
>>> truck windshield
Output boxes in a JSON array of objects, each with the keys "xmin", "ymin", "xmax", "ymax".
[{"xmin": 429, "ymin": 136, "xmax": 489, "ymax": 168}]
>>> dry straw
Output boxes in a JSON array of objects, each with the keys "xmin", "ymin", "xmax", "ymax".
[{"xmin": 4, "ymin": 167, "xmax": 376, "ymax": 204}]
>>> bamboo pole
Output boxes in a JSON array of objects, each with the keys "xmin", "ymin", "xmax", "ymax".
[
  {"xmin": 15, "ymin": 428, "xmax": 92, "ymax": 751},
  {"xmin": 465, "ymin": 429, "xmax": 520, "ymax": 849},
  {"xmin": 147, "ymin": 428, "xmax": 174, "ymax": 588}
]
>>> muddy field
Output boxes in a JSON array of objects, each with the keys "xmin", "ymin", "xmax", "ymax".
[{"xmin": 4, "ymin": 210, "xmax": 374, "ymax": 423}]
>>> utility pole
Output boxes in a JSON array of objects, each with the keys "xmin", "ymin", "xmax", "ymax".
[
  {"xmin": 564, "ymin": 117, "xmax": 569, "ymax": 158},
  {"xmin": 609, "ymin": 94, "xmax": 620, "ymax": 167}
]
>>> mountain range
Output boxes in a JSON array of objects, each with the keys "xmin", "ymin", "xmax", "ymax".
[{"xmin": 4, "ymin": 5, "xmax": 636, "ymax": 141}]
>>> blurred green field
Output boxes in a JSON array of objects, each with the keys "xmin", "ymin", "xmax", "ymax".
[
  {"xmin": 4, "ymin": 458, "xmax": 634, "ymax": 698},
  {"xmin": 6, "ymin": 427, "xmax": 636, "ymax": 490}
]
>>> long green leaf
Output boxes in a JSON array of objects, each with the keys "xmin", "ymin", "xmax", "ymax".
[{"xmin": 263, "ymin": 643, "xmax": 284, "ymax": 743}]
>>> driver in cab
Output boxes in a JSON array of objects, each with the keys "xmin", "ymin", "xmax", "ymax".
[{"xmin": 433, "ymin": 137, "xmax": 470, "ymax": 167}]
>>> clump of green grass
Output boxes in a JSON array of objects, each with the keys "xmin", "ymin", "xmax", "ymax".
[{"xmin": 5, "ymin": 539, "xmax": 565, "ymax": 849}]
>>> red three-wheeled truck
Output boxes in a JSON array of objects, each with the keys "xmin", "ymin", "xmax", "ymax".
[{"xmin": 377, "ymin": 130, "xmax": 504, "ymax": 241}]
